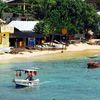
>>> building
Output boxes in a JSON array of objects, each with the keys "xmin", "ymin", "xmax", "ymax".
[
  {"xmin": 8, "ymin": 21, "xmax": 39, "ymax": 48},
  {"xmin": 0, "ymin": 25, "xmax": 14, "ymax": 47}
]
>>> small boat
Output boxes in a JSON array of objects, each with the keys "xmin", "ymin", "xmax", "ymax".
[
  {"xmin": 13, "ymin": 68, "xmax": 39, "ymax": 88},
  {"xmin": 88, "ymin": 55, "xmax": 99, "ymax": 58},
  {"xmin": 87, "ymin": 61, "xmax": 100, "ymax": 69}
]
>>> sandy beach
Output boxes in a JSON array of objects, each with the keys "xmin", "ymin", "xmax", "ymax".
[{"xmin": 0, "ymin": 43, "xmax": 100, "ymax": 63}]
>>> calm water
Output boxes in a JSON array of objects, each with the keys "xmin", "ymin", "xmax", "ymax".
[{"xmin": 0, "ymin": 57, "xmax": 100, "ymax": 100}]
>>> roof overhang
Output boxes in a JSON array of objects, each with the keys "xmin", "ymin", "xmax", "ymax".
[
  {"xmin": 8, "ymin": 21, "xmax": 39, "ymax": 32},
  {"xmin": 1, "ymin": 0, "xmax": 15, "ymax": 3}
]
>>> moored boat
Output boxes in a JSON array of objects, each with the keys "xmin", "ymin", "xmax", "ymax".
[
  {"xmin": 88, "ymin": 55, "xmax": 99, "ymax": 58},
  {"xmin": 87, "ymin": 61, "xmax": 100, "ymax": 69}
]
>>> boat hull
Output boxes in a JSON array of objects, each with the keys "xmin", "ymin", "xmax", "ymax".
[
  {"xmin": 87, "ymin": 62, "xmax": 100, "ymax": 69},
  {"xmin": 13, "ymin": 79, "xmax": 39, "ymax": 88},
  {"xmin": 16, "ymin": 84, "xmax": 27, "ymax": 88}
]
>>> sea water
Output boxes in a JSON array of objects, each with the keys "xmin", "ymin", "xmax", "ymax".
[{"xmin": 0, "ymin": 57, "xmax": 100, "ymax": 100}]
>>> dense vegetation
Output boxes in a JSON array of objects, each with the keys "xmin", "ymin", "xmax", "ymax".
[
  {"xmin": 33, "ymin": 0, "xmax": 100, "ymax": 36},
  {"xmin": 0, "ymin": 0, "xmax": 100, "ymax": 37}
]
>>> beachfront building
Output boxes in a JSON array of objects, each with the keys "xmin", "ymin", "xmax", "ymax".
[
  {"xmin": 8, "ymin": 20, "xmax": 39, "ymax": 48},
  {"xmin": 0, "ymin": 24, "xmax": 14, "ymax": 47}
]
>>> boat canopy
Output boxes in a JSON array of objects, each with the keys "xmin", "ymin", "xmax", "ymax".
[
  {"xmin": 15, "ymin": 67, "xmax": 39, "ymax": 72},
  {"xmin": 16, "ymin": 69, "xmax": 38, "ymax": 72},
  {"xmin": 15, "ymin": 68, "xmax": 39, "ymax": 77}
]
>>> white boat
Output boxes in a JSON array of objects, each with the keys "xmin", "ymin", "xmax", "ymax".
[{"xmin": 13, "ymin": 68, "xmax": 39, "ymax": 88}]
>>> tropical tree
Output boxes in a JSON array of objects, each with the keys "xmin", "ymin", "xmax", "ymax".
[
  {"xmin": 0, "ymin": 1, "xmax": 8, "ymax": 18},
  {"xmin": 25, "ymin": 0, "xmax": 56, "ymax": 20},
  {"xmin": 8, "ymin": 6, "xmax": 23, "ymax": 14},
  {"xmin": 34, "ymin": 0, "xmax": 100, "ymax": 37},
  {"xmin": 0, "ymin": 1, "xmax": 23, "ymax": 18}
]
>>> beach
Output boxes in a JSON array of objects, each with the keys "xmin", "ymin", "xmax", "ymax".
[{"xmin": 0, "ymin": 43, "xmax": 100, "ymax": 63}]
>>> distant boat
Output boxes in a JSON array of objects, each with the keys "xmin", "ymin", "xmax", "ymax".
[
  {"xmin": 87, "ymin": 61, "xmax": 100, "ymax": 69},
  {"xmin": 13, "ymin": 68, "xmax": 39, "ymax": 88},
  {"xmin": 88, "ymin": 55, "xmax": 99, "ymax": 58}
]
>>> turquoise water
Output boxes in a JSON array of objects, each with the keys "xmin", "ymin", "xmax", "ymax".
[{"xmin": 0, "ymin": 57, "xmax": 100, "ymax": 100}]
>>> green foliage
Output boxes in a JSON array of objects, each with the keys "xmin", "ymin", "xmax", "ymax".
[
  {"xmin": 8, "ymin": 6, "xmax": 23, "ymax": 13},
  {"xmin": 0, "ymin": 0, "xmax": 99, "ymax": 36},
  {"xmin": 43, "ymin": 22, "xmax": 52, "ymax": 36},
  {"xmin": 25, "ymin": 0, "xmax": 57, "ymax": 20},
  {"xmin": 34, "ymin": 20, "xmax": 53, "ymax": 36},
  {"xmin": 34, "ymin": 0, "xmax": 100, "ymax": 36},
  {"xmin": 51, "ymin": 98, "xmax": 56, "ymax": 100},
  {"xmin": 0, "ymin": 1, "xmax": 8, "ymax": 11},
  {"xmin": 0, "ymin": 1, "xmax": 8, "ymax": 17},
  {"xmin": 0, "ymin": 1, "xmax": 22, "ymax": 17},
  {"xmin": 34, "ymin": 21, "xmax": 44, "ymax": 34}
]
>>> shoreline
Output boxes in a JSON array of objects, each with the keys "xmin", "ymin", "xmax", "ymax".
[{"xmin": 0, "ymin": 43, "xmax": 100, "ymax": 63}]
